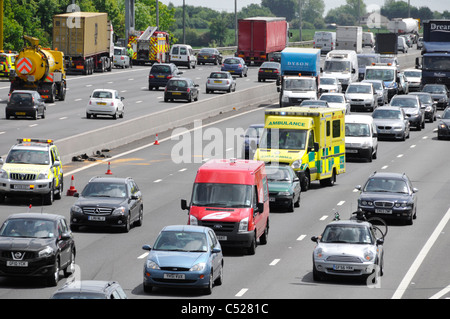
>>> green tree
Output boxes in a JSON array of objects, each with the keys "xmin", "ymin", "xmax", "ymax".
[
  {"xmin": 209, "ymin": 14, "xmax": 230, "ymax": 47},
  {"xmin": 261, "ymin": 0, "xmax": 297, "ymax": 21}
]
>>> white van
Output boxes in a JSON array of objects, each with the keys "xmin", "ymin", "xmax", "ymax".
[
  {"xmin": 322, "ymin": 50, "xmax": 358, "ymax": 91},
  {"xmin": 169, "ymin": 44, "xmax": 197, "ymax": 69},
  {"xmin": 345, "ymin": 114, "xmax": 378, "ymax": 162},
  {"xmin": 362, "ymin": 32, "xmax": 375, "ymax": 48},
  {"xmin": 313, "ymin": 31, "xmax": 336, "ymax": 54}
]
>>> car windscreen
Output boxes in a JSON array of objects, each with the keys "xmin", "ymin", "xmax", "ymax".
[
  {"xmin": 442, "ymin": 108, "xmax": 450, "ymax": 119},
  {"xmin": 364, "ymin": 177, "xmax": 408, "ymax": 193},
  {"xmin": 323, "ymin": 60, "xmax": 351, "ymax": 72},
  {"xmin": 153, "ymin": 231, "xmax": 208, "ymax": 252},
  {"xmin": 259, "ymin": 128, "xmax": 308, "ymax": 150},
  {"xmin": 346, "ymin": 85, "xmax": 371, "ymax": 94},
  {"xmin": 372, "ymin": 109, "xmax": 402, "ymax": 119},
  {"xmin": 284, "ymin": 79, "xmax": 316, "ymax": 91},
  {"xmin": 265, "ymin": 167, "xmax": 292, "ymax": 182},
  {"xmin": 320, "ymin": 78, "xmax": 337, "ymax": 85},
  {"xmin": 81, "ymin": 182, "xmax": 127, "ymax": 198},
  {"xmin": 365, "ymin": 69, "xmax": 394, "ymax": 82},
  {"xmin": 0, "ymin": 218, "xmax": 55, "ymax": 238},
  {"xmin": 320, "ymin": 95, "xmax": 344, "ymax": 103},
  {"xmin": 390, "ymin": 98, "xmax": 418, "ymax": 108},
  {"xmin": 6, "ymin": 149, "xmax": 49, "ymax": 165},
  {"xmin": 321, "ymin": 225, "xmax": 374, "ymax": 244},
  {"xmin": 191, "ymin": 183, "xmax": 252, "ymax": 208},
  {"xmin": 345, "ymin": 123, "xmax": 370, "ymax": 137},
  {"xmin": 423, "ymin": 85, "xmax": 446, "ymax": 94}
]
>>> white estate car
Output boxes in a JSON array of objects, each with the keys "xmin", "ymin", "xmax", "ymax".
[
  {"xmin": 319, "ymin": 93, "xmax": 350, "ymax": 114},
  {"xmin": 86, "ymin": 89, "xmax": 125, "ymax": 119}
]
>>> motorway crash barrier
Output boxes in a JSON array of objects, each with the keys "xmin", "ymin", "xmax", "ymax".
[{"xmin": 56, "ymin": 82, "xmax": 279, "ymax": 164}]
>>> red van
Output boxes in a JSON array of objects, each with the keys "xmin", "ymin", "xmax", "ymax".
[{"xmin": 181, "ymin": 159, "xmax": 270, "ymax": 255}]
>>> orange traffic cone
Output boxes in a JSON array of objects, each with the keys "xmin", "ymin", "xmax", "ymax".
[
  {"xmin": 66, "ymin": 175, "xmax": 77, "ymax": 196},
  {"xmin": 154, "ymin": 134, "xmax": 160, "ymax": 145},
  {"xmin": 106, "ymin": 162, "xmax": 113, "ymax": 175}
]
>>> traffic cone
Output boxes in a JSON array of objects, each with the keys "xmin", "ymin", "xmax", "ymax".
[
  {"xmin": 66, "ymin": 175, "xmax": 77, "ymax": 196},
  {"xmin": 106, "ymin": 162, "xmax": 113, "ymax": 175},
  {"xmin": 154, "ymin": 134, "xmax": 160, "ymax": 145}
]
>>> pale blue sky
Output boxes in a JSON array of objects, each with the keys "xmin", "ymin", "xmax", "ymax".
[{"xmin": 159, "ymin": 0, "xmax": 448, "ymax": 14}]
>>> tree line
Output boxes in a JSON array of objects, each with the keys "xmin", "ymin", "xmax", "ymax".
[{"xmin": 2, "ymin": 0, "xmax": 449, "ymax": 51}]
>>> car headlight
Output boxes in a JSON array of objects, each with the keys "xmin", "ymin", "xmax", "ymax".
[
  {"xmin": 71, "ymin": 205, "xmax": 83, "ymax": 214},
  {"xmin": 315, "ymin": 247, "xmax": 325, "ymax": 258},
  {"xmin": 439, "ymin": 122, "xmax": 448, "ymax": 129},
  {"xmin": 0, "ymin": 169, "xmax": 8, "ymax": 179},
  {"xmin": 425, "ymin": 106, "xmax": 432, "ymax": 112},
  {"xmin": 189, "ymin": 215, "xmax": 198, "ymax": 226},
  {"xmin": 190, "ymin": 262, "xmax": 206, "ymax": 272},
  {"xmin": 388, "ymin": 82, "xmax": 397, "ymax": 89},
  {"xmin": 364, "ymin": 249, "xmax": 375, "ymax": 262},
  {"xmin": 361, "ymin": 200, "xmax": 374, "ymax": 206},
  {"xmin": 393, "ymin": 126, "xmax": 403, "ymax": 131},
  {"xmin": 37, "ymin": 171, "xmax": 49, "ymax": 179},
  {"xmin": 278, "ymin": 191, "xmax": 291, "ymax": 196},
  {"xmin": 38, "ymin": 246, "xmax": 54, "ymax": 258},
  {"xmin": 112, "ymin": 206, "xmax": 126, "ymax": 216},
  {"xmin": 238, "ymin": 217, "xmax": 249, "ymax": 232},
  {"xmin": 291, "ymin": 160, "xmax": 302, "ymax": 169},
  {"xmin": 146, "ymin": 260, "xmax": 160, "ymax": 270}
]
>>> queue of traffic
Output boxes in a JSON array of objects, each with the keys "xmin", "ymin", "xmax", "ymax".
[{"xmin": 0, "ymin": 37, "xmax": 448, "ymax": 299}]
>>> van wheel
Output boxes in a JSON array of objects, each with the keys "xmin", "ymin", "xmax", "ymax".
[
  {"xmin": 259, "ymin": 221, "xmax": 269, "ymax": 245},
  {"xmin": 247, "ymin": 233, "xmax": 257, "ymax": 255}
]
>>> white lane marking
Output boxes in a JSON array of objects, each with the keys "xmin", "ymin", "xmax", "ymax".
[
  {"xmin": 75, "ymin": 98, "xmax": 82, "ymax": 101},
  {"xmin": 29, "ymin": 124, "xmax": 38, "ymax": 127},
  {"xmin": 136, "ymin": 101, "xmax": 143, "ymax": 104},
  {"xmin": 381, "ymin": 165, "xmax": 388, "ymax": 169},
  {"xmin": 410, "ymin": 145, "xmax": 416, "ymax": 148},
  {"xmin": 430, "ymin": 284, "xmax": 450, "ymax": 299},
  {"xmin": 392, "ymin": 207, "xmax": 450, "ymax": 299},
  {"xmin": 178, "ymin": 168, "xmax": 187, "ymax": 172},
  {"xmin": 320, "ymin": 215, "xmax": 328, "ymax": 221},
  {"xmin": 397, "ymin": 154, "xmax": 403, "ymax": 158},
  {"xmin": 235, "ymin": 288, "xmax": 248, "ymax": 297},
  {"xmin": 138, "ymin": 252, "xmax": 149, "ymax": 259},
  {"xmin": 297, "ymin": 234, "xmax": 306, "ymax": 241},
  {"xmin": 154, "ymin": 179, "xmax": 162, "ymax": 183},
  {"xmin": 337, "ymin": 201, "xmax": 345, "ymax": 206},
  {"xmin": 59, "ymin": 117, "xmax": 68, "ymax": 120},
  {"xmin": 269, "ymin": 259, "xmax": 280, "ymax": 266}
]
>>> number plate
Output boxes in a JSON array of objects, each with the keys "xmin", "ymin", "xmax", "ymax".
[
  {"xmin": 164, "ymin": 273, "xmax": 185, "ymax": 280},
  {"xmin": 15, "ymin": 112, "xmax": 26, "ymax": 115},
  {"xmin": 157, "ymin": 75, "xmax": 165, "ymax": 78},
  {"xmin": 172, "ymin": 92, "xmax": 181, "ymax": 95},
  {"xmin": 333, "ymin": 265, "xmax": 353, "ymax": 271},
  {"xmin": 265, "ymin": 70, "xmax": 272, "ymax": 72},
  {"xmin": 7, "ymin": 261, "xmax": 28, "ymax": 267},
  {"xmin": 13, "ymin": 185, "xmax": 30, "ymax": 189},
  {"xmin": 216, "ymin": 236, "xmax": 227, "ymax": 241},
  {"xmin": 375, "ymin": 209, "xmax": 392, "ymax": 214},
  {"xmin": 97, "ymin": 102, "xmax": 107, "ymax": 105},
  {"xmin": 213, "ymin": 80, "xmax": 222, "ymax": 83},
  {"xmin": 88, "ymin": 216, "xmax": 106, "ymax": 221}
]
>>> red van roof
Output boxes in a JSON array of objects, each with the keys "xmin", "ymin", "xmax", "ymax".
[{"xmin": 194, "ymin": 159, "xmax": 265, "ymax": 185}]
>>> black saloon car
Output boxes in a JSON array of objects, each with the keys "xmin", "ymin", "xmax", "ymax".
[
  {"xmin": 70, "ymin": 176, "xmax": 143, "ymax": 232},
  {"xmin": 258, "ymin": 62, "xmax": 281, "ymax": 84},
  {"xmin": 409, "ymin": 92, "xmax": 437, "ymax": 122},
  {"xmin": 356, "ymin": 172, "xmax": 418, "ymax": 225},
  {"xmin": 6, "ymin": 90, "xmax": 46, "ymax": 120},
  {"xmin": 0, "ymin": 213, "xmax": 75, "ymax": 286},
  {"xmin": 437, "ymin": 106, "xmax": 450, "ymax": 140},
  {"xmin": 148, "ymin": 63, "xmax": 182, "ymax": 90},
  {"xmin": 197, "ymin": 48, "xmax": 222, "ymax": 65},
  {"xmin": 164, "ymin": 77, "xmax": 200, "ymax": 102},
  {"xmin": 51, "ymin": 280, "xmax": 127, "ymax": 299},
  {"xmin": 422, "ymin": 84, "xmax": 449, "ymax": 110}
]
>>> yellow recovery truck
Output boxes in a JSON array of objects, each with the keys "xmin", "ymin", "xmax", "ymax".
[{"xmin": 255, "ymin": 107, "xmax": 346, "ymax": 191}]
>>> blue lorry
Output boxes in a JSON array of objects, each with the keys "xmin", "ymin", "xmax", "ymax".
[
  {"xmin": 416, "ymin": 20, "xmax": 450, "ymax": 89},
  {"xmin": 277, "ymin": 48, "xmax": 321, "ymax": 107}
]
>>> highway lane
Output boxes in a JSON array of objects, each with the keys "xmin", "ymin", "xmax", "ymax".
[
  {"xmin": 0, "ymin": 47, "xmax": 420, "ymax": 158},
  {"xmin": 0, "ymin": 96, "xmax": 448, "ymax": 300}
]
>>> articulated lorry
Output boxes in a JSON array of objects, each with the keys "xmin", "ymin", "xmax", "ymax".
[
  {"xmin": 254, "ymin": 107, "xmax": 346, "ymax": 191},
  {"xmin": 278, "ymin": 48, "xmax": 321, "ymax": 107},
  {"xmin": 237, "ymin": 17, "xmax": 288, "ymax": 65},
  {"xmin": 388, "ymin": 18, "xmax": 419, "ymax": 43},
  {"xmin": 53, "ymin": 12, "xmax": 114, "ymax": 75},
  {"xmin": 10, "ymin": 36, "xmax": 66, "ymax": 102},
  {"xmin": 416, "ymin": 19, "xmax": 450, "ymax": 89}
]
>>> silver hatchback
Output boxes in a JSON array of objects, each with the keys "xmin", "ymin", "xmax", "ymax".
[
  {"xmin": 206, "ymin": 71, "xmax": 236, "ymax": 94},
  {"xmin": 311, "ymin": 219, "xmax": 384, "ymax": 282},
  {"xmin": 372, "ymin": 106, "xmax": 410, "ymax": 141}
]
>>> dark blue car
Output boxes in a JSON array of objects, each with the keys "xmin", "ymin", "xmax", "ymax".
[
  {"xmin": 242, "ymin": 124, "xmax": 264, "ymax": 159},
  {"xmin": 221, "ymin": 57, "xmax": 248, "ymax": 78}
]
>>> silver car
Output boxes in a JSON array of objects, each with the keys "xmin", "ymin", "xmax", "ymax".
[
  {"xmin": 311, "ymin": 219, "xmax": 384, "ymax": 281},
  {"xmin": 206, "ymin": 71, "xmax": 236, "ymax": 93},
  {"xmin": 113, "ymin": 46, "xmax": 131, "ymax": 68},
  {"xmin": 362, "ymin": 79, "xmax": 388, "ymax": 106},
  {"xmin": 372, "ymin": 106, "xmax": 410, "ymax": 141}
]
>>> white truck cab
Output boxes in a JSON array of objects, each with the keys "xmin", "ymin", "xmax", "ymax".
[
  {"xmin": 278, "ymin": 76, "xmax": 318, "ymax": 107},
  {"xmin": 322, "ymin": 50, "xmax": 358, "ymax": 91}
]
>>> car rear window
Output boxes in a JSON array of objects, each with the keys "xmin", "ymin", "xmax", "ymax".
[
  {"xmin": 224, "ymin": 58, "xmax": 240, "ymax": 64},
  {"xmin": 92, "ymin": 91, "xmax": 112, "ymax": 99},
  {"xmin": 209, "ymin": 72, "xmax": 227, "ymax": 79},
  {"xmin": 167, "ymin": 80, "xmax": 187, "ymax": 88},
  {"xmin": 151, "ymin": 65, "xmax": 171, "ymax": 73},
  {"xmin": 10, "ymin": 93, "xmax": 33, "ymax": 105}
]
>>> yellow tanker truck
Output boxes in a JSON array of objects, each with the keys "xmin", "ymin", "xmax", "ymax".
[{"xmin": 10, "ymin": 36, "xmax": 66, "ymax": 102}]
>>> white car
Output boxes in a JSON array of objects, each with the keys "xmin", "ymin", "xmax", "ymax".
[
  {"xmin": 319, "ymin": 76, "xmax": 342, "ymax": 93},
  {"xmin": 86, "ymin": 89, "xmax": 125, "ymax": 119},
  {"xmin": 403, "ymin": 68, "xmax": 422, "ymax": 92},
  {"xmin": 345, "ymin": 82, "xmax": 377, "ymax": 112},
  {"xmin": 319, "ymin": 93, "xmax": 350, "ymax": 114}
]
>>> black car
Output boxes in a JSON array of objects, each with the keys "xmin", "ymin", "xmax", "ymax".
[
  {"xmin": 70, "ymin": 176, "xmax": 143, "ymax": 232},
  {"xmin": 197, "ymin": 48, "xmax": 222, "ymax": 65},
  {"xmin": 148, "ymin": 63, "xmax": 182, "ymax": 90},
  {"xmin": 6, "ymin": 90, "xmax": 46, "ymax": 120},
  {"xmin": 270, "ymin": 52, "xmax": 281, "ymax": 62},
  {"xmin": 164, "ymin": 77, "xmax": 199, "ymax": 103},
  {"xmin": 51, "ymin": 280, "xmax": 127, "ymax": 299},
  {"xmin": 422, "ymin": 84, "xmax": 449, "ymax": 110},
  {"xmin": 437, "ymin": 106, "xmax": 450, "ymax": 140},
  {"xmin": 409, "ymin": 92, "xmax": 437, "ymax": 122},
  {"xmin": 258, "ymin": 61, "xmax": 281, "ymax": 84},
  {"xmin": 266, "ymin": 165, "xmax": 301, "ymax": 212},
  {"xmin": 356, "ymin": 172, "xmax": 418, "ymax": 225},
  {"xmin": 0, "ymin": 213, "xmax": 75, "ymax": 286}
]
